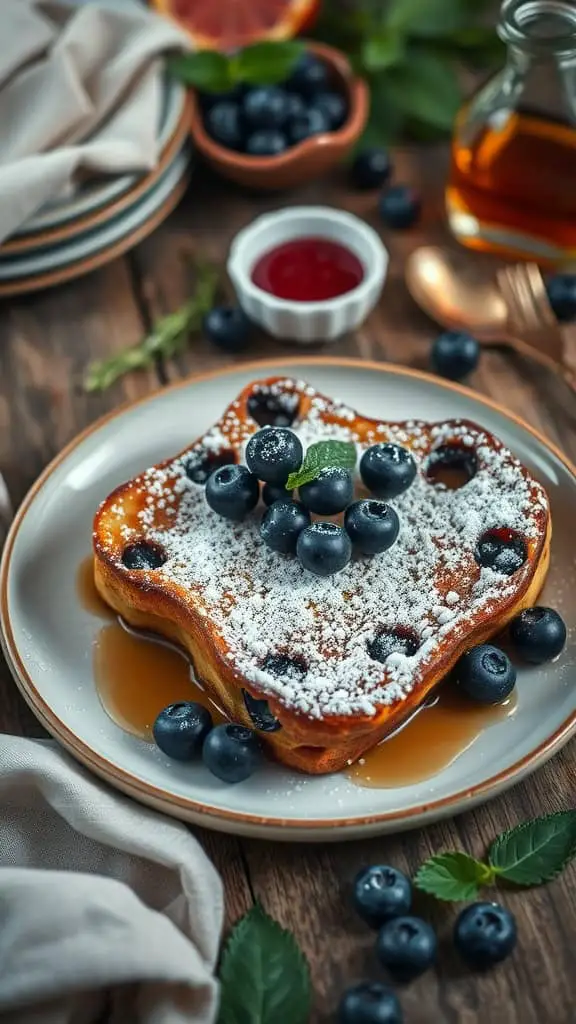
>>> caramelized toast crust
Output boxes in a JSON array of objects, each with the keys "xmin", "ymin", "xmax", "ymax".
[{"xmin": 93, "ymin": 377, "xmax": 550, "ymax": 774}]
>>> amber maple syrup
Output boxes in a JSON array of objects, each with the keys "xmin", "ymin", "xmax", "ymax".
[
  {"xmin": 349, "ymin": 691, "xmax": 516, "ymax": 788},
  {"xmin": 77, "ymin": 556, "xmax": 224, "ymax": 740},
  {"xmin": 78, "ymin": 555, "xmax": 517, "ymax": 784},
  {"xmin": 447, "ymin": 108, "xmax": 576, "ymax": 262}
]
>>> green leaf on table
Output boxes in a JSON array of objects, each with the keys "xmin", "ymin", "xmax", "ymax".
[
  {"xmin": 286, "ymin": 440, "xmax": 357, "ymax": 490},
  {"xmin": 362, "ymin": 31, "xmax": 405, "ymax": 72},
  {"xmin": 489, "ymin": 811, "xmax": 576, "ymax": 885},
  {"xmin": 217, "ymin": 904, "xmax": 311, "ymax": 1024},
  {"xmin": 84, "ymin": 261, "xmax": 218, "ymax": 392},
  {"xmin": 386, "ymin": 54, "xmax": 462, "ymax": 131},
  {"xmin": 233, "ymin": 41, "xmax": 304, "ymax": 86},
  {"xmin": 415, "ymin": 852, "xmax": 495, "ymax": 902},
  {"xmin": 167, "ymin": 51, "xmax": 232, "ymax": 93},
  {"xmin": 386, "ymin": 0, "xmax": 471, "ymax": 38}
]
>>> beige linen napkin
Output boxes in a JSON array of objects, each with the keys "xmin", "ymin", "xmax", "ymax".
[
  {"xmin": 0, "ymin": 734, "xmax": 224, "ymax": 1024},
  {"xmin": 0, "ymin": 0, "xmax": 189, "ymax": 243}
]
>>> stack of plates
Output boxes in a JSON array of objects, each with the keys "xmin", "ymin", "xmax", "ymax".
[{"xmin": 0, "ymin": 77, "xmax": 193, "ymax": 297}]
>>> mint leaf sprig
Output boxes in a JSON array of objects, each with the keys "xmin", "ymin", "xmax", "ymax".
[
  {"xmin": 218, "ymin": 903, "xmax": 311, "ymax": 1024},
  {"xmin": 168, "ymin": 40, "xmax": 304, "ymax": 94},
  {"xmin": 286, "ymin": 439, "xmax": 357, "ymax": 490},
  {"xmin": 415, "ymin": 811, "xmax": 576, "ymax": 902},
  {"xmin": 84, "ymin": 260, "xmax": 218, "ymax": 393},
  {"xmin": 312, "ymin": 0, "xmax": 505, "ymax": 145}
]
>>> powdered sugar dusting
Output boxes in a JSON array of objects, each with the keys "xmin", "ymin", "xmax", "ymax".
[{"xmin": 97, "ymin": 378, "xmax": 549, "ymax": 720}]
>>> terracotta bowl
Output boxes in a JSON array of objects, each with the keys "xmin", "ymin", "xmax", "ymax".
[{"xmin": 189, "ymin": 42, "xmax": 369, "ymax": 191}]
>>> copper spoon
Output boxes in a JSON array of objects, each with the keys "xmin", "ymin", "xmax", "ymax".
[{"xmin": 405, "ymin": 246, "xmax": 576, "ymax": 389}]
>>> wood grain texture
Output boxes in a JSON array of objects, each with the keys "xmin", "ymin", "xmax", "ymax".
[{"xmin": 1, "ymin": 150, "xmax": 575, "ymax": 1023}]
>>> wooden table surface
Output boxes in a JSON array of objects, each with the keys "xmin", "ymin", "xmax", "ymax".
[{"xmin": 1, "ymin": 150, "xmax": 575, "ymax": 1024}]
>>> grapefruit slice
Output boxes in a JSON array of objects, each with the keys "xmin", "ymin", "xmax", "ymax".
[{"xmin": 152, "ymin": 0, "xmax": 320, "ymax": 51}]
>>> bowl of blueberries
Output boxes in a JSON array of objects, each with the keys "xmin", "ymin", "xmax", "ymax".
[{"xmin": 190, "ymin": 42, "xmax": 369, "ymax": 190}]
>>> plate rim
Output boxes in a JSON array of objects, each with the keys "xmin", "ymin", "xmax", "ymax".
[{"xmin": 2, "ymin": 356, "xmax": 575, "ymax": 832}]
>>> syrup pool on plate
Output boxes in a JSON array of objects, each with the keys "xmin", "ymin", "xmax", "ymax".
[
  {"xmin": 78, "ymin": 555, "xmax": 517, "ymax": 780},
  {"xmin": 251, "ymin": 237, "xmax": 364, "ymax": 301},
  {"xmin": 77, "ymin": 556, "xmax": 224, "ymax": 740}
]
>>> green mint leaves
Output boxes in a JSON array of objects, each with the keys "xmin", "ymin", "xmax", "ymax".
[
  {"xmin": 489, "ymin": 811, "xmax": 576, "ymax": 885},
  {"xmin": 84, "ymin": 261, "xmax": 218, "ymax": 392},
  {"xmin": 313, "ymin": 0, "xmax": 504, "ymax": 144},
  {"xmin": 415, "ymin": 852, "xmax": 495, "ymax": 902},
  {"xmin": 286, "ymin": 440, "xmax": 357, "ymax": 490},
  {"xmin": 415, "ymin": 811, "xmax": 576, "ymax": 902},
  {"xmin": 168, "ymin": 41, "xmax": 304, "ymax": 94},
  {"xmin": 217, "ymin": 904, "xmax": 311, "ymax": 1024}
]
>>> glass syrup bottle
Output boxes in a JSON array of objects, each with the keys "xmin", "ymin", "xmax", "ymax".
[{"xmin": 446, "ymin": 0, "xmax": 576, "ymax": 265}]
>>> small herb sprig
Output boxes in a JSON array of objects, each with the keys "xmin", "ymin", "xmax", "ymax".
[
  {"xmin": 286, "ymin": 439, "xmax": 357, "ymax": 490},
  {"xmin": 83, "ymin": 260, "xmax": 218, "ymax": 392},
  {"xmin": 168, "ymin": 40, "xmax": 304, "ymax": 94},
  {"xmin": 416, "ymin": 811, "xmax": 576, "ymax": 902}
]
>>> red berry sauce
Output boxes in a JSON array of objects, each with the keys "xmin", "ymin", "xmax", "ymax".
[{"xmin": 251, "ymin": 237, "xmax": 364, "ymax": 302}]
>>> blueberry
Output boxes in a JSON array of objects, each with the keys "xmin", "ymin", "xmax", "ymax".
[
  {"xmin": 285, "ymin": 93, "xmax": 307, "ymax": 120},
  {"xmin": 455, "ymin": 644, "xmax": 516, "ymax": 704},
  {"xmin": 353, "ymin": 866, "xmax": 412, "ymax": 929},
  {"xmin": 242, "ymin": 690, "xmax": 281, "ymax": 732},
  {"xmin": 368, "ymin": 629, "xmax": 419, "ymax": 663},
  {"xmin": 261, "ymin": 653, "xmax": 307, "ymax": 679},
  {"xmin": 205, "ymin": 101, "xmax": 243, "ymax": 149},
  {"xmin": 475, "ymin": 529, "xmax": 527, "ymax": 575},
  {"xmin": 202, "ymin": 306, "xmax": 251, "ymax": 352},
  {"xmin": 360, "ymin": 444, "xmax": 416, "ymax": 500},
  {"xmin": 260, "ymin": 499, "xmax": 311, "ymax": 554},
  {"xmin": 286, "ymin": 52, "xmax": 329, "ymax": 97},
  {"xmin": 262, "ymin": 482, "xmax": 294, "ymax": 506},
  {"xmin": 430, "ymin": 330, "xmax": 480, "ymax": 381},
  {"xmin": 153, "ymin": 702, "xmax": 212, "ymax": 761},
  {"xmin": 246, "ymin": 427, "xmax": 303, "ymax": 485},
  {"xmin": 313, "ymin": 90, "xmax": 348, "ymax": 130},
  {"xmin": 376, "ymin": 916, "xmax": 437, "ymax": 981},
  {"xmin": 243, "ymin": 86, "xmax": 290, "ymax": 129},
  {"xmin": 379, "ymin": 185, "xmax": 421, "ymax": 229},
  {"xmin": 202, "ymin": 723, "xmax": 262, "ymax": 783},
  {"xmin": 297, "ymin": 522, "xmax": 352, "ymax": 577},
  {"xmin": 338, "ymin": 982, "xmax": 403, "ymax": 1024},
  {"xmin": 289, "ymin": 107, "xmax": 329, "ymax": 145},
  {"xmin": 345, "ymin": 500, "xmax": 399, "ymax": 555},
  {"xmin": 184, "ymin": 449, "xmax": 235, "ymax": 486},
  {"xmin": 546, "ymin": 273, "xmax": 576, "ymax": 322},
  {"xmin": 454, "ymin": 902, "xmax": 517, "ymax": 969},
  {"xmin": 246, "ymin": 130, "xmax": 288, "ymax": 156},
  {"xmin": 122, "ymin": 541, "xmax": 166, "ymax": 570},
  {"xmin": 205, "ymin": 464, "xmax": 259, "ymax": 520},
  {"xmin": 509, "ymin": 606, "xmax": 566, "ymax": 664},
  {"xmin": 351, "ymin": 148, "xmax": 392, "ymax": 190},
  {"xmin": 248, "ymin": 389, "xmax": 300, "ymax": 428},
  {"xmin": 299, "ymin": 467, "xmax": 354, "ymax": 515}
]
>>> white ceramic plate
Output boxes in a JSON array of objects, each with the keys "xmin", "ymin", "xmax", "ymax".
[
  {"xmin": 0, "ymin": 145, "xmax": 191, "ymax": 281},
  {"xmin": 2, "ymin": 359, "xmax": 575, "ymax": 841}
]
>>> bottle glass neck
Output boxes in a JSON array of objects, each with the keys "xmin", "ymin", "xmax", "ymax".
[{"xmin": 499, "ymin": 0, "xmax": 576, "ymax": 62}]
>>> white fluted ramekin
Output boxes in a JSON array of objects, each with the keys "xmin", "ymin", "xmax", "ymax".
[{"xmin": 227, "ymin": 206, "xmax": 388, "ymax": 344}]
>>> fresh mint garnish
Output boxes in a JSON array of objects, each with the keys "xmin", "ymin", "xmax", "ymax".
[
  {"xmin": 286, "ymin": 440, "xmax": 357, "ymax": 490},
  {"xmin": 415, "ymin": 852, "xmax": 495, "ymax": 902},
  {"xmin": 217, "ymin": 904, "xmax": 311, "ymax": 1024},
  {"xmin": 489, "ymin": 811, "xmax": 576, "ymax": 886},
  {"xmin": 415, "ymin": 811, "xmax": 576, "ymax": 902},
  {"xmin": 84, "ymin": 261, "xmax": 218, "ymax": 392},
  {"xmin": 168, "ymin": 40, "xmax": 304, "ymax": 94}
]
